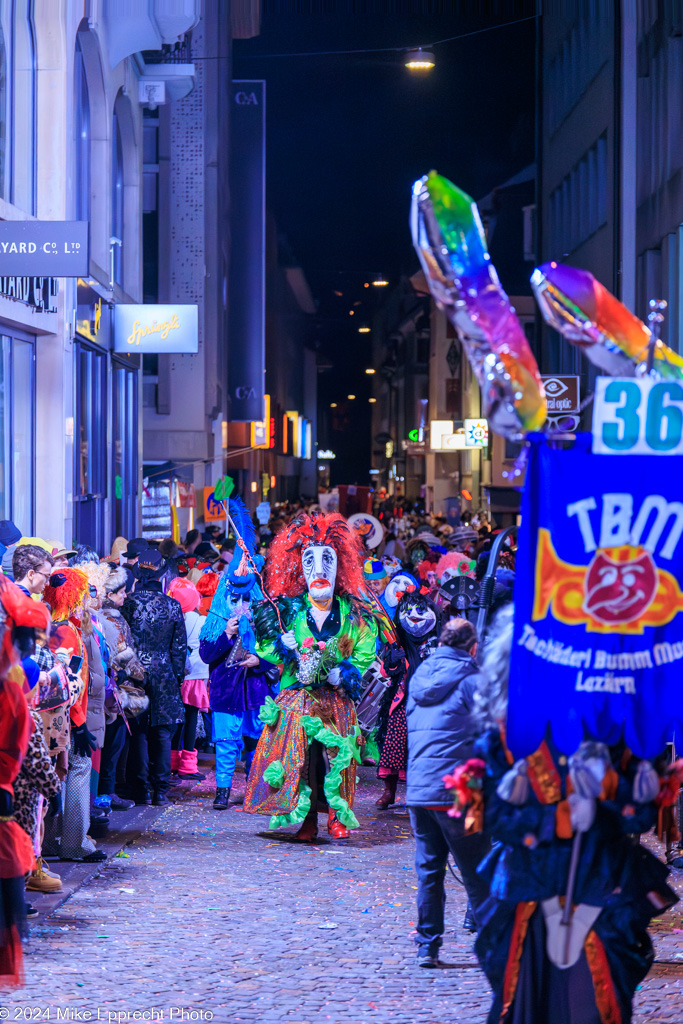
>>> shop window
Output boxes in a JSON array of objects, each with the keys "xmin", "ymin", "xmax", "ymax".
[
  {"xmin": 0, "ymin": 333, "xmax": 34, "ymax": 533},
  {"xmin": 0, "ymin": 16, "xmax": 7, "ymax": 200},
  {"xmin": 0, "ymin": 1, "xmax": 36, "ymax": 213},
  {"xmin": 111, "ymin": 106, "xmax": 124, "ymax": 286},
  {"xmin": 112, "ymin": 362, "xmax": 138, "ymax": 540},
  {"xmin": 74, "ymin": 35, "xmax": 90, "ymax": 222},
  {"xmin": 74, "ymin": 343, "xmax": 106, "ymax": 552}
]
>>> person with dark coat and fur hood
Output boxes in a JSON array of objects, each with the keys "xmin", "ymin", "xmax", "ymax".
[
  {"xmin": 376, "ymin": 589, "xmax": 441, "ymax": 809},
  {"xmin": 122, "ymin": 549, "xmax": 187, "ymax": 805}
]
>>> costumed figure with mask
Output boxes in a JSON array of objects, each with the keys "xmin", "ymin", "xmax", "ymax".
[
  {"xmin": 449, "ymin": 608, "xmax": 679, "ymax": 1024},
  {"xmin": 376, "ymin": 590, "xmax": 440, "ymax": 810},
  {"xmin": 199, "ymin": 498, "xmax": 280, "ymax": 810},
  {"xmin": 244, "ymin": 511, "xmax": 378, "ymax": 842},
  {"xmin": 353, "ymin": 559, "xmax": 399, "ymax": 768},
  {"xmin": 433, "ymin": 553, "xmax": 477, "ymax": 615},
  {"xmin": 0, "ymin": 576, "xmax": 51, "ymax": 984},
  {"xmin": 379, "ymin": 571, "xmax": 419, "ymax": 621}
]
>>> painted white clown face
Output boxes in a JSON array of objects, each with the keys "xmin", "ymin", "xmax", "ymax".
[
  {"xmin": 383, "ymin": 573, "xmax": 417, "ymax": 609},
  {"xmin": 302, "ymin": 544, "xmax": 337, "ymax": 606}
]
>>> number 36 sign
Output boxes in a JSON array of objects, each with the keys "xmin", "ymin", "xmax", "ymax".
[{"xmin": 593, "ymin": 377, "xmax": 683, "ymax": 455}]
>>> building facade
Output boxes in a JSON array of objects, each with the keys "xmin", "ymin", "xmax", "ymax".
[
  {"xmin": 0, "ymin": 0, "xmax": 205, "ymax": 553},
  {"xmin": 538, "ymin": 2, "xmax": 683, "ymax": 376}
]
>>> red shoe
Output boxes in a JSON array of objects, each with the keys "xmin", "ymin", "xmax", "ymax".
[
  {"xmin": 328, "ymin": 810, "xmax": 350, "ymax": 839},
  {"xmin": 295, "ymin": 814, "xmax": 319, "ymax": 843}
]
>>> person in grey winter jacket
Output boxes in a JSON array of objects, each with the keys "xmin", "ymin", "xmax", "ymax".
[{"xmin": 405, "ymin": 617, "xmax": 491, "ymax": 968}]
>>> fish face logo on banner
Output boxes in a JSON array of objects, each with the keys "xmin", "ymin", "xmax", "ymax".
[{"xmin": 508, "ymin": 435, "xmax": 683, "ymax": 759}]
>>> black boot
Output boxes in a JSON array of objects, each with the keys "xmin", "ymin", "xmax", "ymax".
[
  {"xmin": 213, "ymin": 787, "xmax": 230, "ymax": 810},
  {"xmin": 463, "ymin": 901, "xmax": 477, "ymax": 933}
]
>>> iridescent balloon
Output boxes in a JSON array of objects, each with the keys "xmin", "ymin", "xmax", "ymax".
[
  {"xmin": 532, "ymin": 262, "xmax": 683, "ymax": 379},
  {"xmin": 411, "ymin": 171, "xmax": 546, "ymax": 439}
]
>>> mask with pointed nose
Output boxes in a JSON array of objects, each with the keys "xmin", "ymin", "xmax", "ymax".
[
  {"xmin": 302, "ymin": 544, "xmax": 337, "ymax": 606},
  {"xmin": 384, "ymin": 573, "xmax": 417, "ymax": 609}
]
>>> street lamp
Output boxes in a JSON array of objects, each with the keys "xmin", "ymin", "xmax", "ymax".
[
  {"xmin": 358, "ymin": 324, "xmax": 371, "ymax": 333},
  {"xmin": 372, "ymin": 274, "xmax": 388, "ymax": 287},
  {"xmin": 404, "ymin": 48, "xmax": 435, "ymax": 71},
  {"xmin": 348, "ymin": 394, "xmax": 356, "ymax": 400},
  {"xmin": 365, "ymin": 368, "xmax": 375, "ymax": 374}
]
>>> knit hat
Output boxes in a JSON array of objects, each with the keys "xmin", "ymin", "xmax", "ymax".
[
  {"xmin": 363, "ymin": 557, "xmax": 387, "ymax": 582},
  {"xmin": 168, "ymin": 577, "xmax": 200, "ymax": 614},
  {"xmin": 0, "ymin": 520, "xmax": 21, "ymax": 548}
]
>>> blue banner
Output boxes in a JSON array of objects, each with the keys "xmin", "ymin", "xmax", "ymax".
[{"xmin": 507, "ymin": 434, "xmax": 683, "ymax": 759}]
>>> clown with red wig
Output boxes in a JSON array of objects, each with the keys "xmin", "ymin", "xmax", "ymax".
[{"xmin": 244, "ymin": 511, "xmax": 378, "ymax": 841}]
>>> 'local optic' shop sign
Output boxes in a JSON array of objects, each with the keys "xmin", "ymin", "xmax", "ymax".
[
  {"xmin": 0, "ymin": 221, "xmax": 88, "ymax": 276},
  {"xmin": 114, "ymin": 304, "xmax": 199, "ymax": 354}
]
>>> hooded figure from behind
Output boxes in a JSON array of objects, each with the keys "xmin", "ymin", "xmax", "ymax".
[{"xmin": 404, "ymin": 616, "xmax": 491, "ymax": 967}]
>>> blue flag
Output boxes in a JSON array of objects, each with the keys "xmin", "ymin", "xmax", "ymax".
[{"xmin": 508, "ymin": 435, "xmax": 683, "ymax": 759}]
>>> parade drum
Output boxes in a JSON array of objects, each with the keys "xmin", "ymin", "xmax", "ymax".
[{"xmin": 355, "ymin": 661, "xmax": 389, "ymax": 731}]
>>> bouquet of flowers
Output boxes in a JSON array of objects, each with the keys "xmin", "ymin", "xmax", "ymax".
[
  {"xmin": 444, "ymin": 758, "xmax": 486, "ymax": 832},
  {"xmin": 296, "ymin": 634, "xmax": 354, "ymax": 687}
]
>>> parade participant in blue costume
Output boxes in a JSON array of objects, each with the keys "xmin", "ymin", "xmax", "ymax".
[
  {"xmin": 199, "ymin": 496, "xmax": 279, "ymax": 810},
  {"xmin": 454, "ymin": 607, "xmax": 679, "ymax": 1024},
  {"xmin": 379, "ymin": 570, "xmax": 419, "ymax": 620}
]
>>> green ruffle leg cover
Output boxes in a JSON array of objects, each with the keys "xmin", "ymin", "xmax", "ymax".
[
  {"xmin": 266, "ymin": 711, "xmax": 362, "ymax": 832},
  {"xmin": 258, "ymin": 695, "xmax": 281, "ymax": 726},
  {"xmin": 300, "ymin": 715, "xmax": 362, "ymax": 829},
  {"xmin": 268, "ymin": 781, "xmax": 312, "ymax": 831},
  {"xmin": 262, "ymin": 760, "xmax": 285, "ymax": 789}
]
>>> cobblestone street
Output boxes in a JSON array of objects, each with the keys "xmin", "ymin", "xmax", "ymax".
[{"xmin": 3, "ymin": 766, "xmax": 682, "ymax": 1023}]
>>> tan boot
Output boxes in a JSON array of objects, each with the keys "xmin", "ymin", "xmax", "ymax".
[
  {"xmin": 26, "ymin": 861, "xmax": 62, "ymax": 893},
  {"xmin": 38, "ymin": 858, "xmax": 61, "ymax": 880}
]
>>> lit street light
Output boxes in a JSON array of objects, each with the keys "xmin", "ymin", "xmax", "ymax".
[{"xmin": 404, "ymin": 48, "xmax": 435, "ymax": 70}]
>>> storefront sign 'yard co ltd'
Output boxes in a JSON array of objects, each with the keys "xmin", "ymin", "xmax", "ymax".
[{"xmin": 113, "ymin": 304, "xmax": 199, "ymax": 354}]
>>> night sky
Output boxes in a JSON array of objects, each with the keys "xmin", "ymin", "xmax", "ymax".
[{"xmin": 233, "ymin": 10, "xmax": 536, "ymax": 486}]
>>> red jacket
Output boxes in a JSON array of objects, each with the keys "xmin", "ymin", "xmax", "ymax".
[{"xmin": 49, "ymin": 619, "xmax": 89, "ymax": 726}]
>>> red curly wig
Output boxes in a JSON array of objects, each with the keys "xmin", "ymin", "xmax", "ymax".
[
  {"xmin": 43, "ymin": 568, "xmax": 89, "ymax": 620},
  {"xmin": 195, "ymin": 571, "xmax": 220, "ymax": 615},
  {"xmin": 264, "ymin": 511, "xmax": 365, "ymax": 599}
]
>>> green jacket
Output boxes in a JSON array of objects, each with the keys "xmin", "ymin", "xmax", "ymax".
[{"xmin": 256, "ymin": 594, "xmax": 377, "ymax": 697}]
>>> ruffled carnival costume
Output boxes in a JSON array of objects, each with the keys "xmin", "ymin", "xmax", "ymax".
[
  {"xmin": 376, "ymin": 592, "xmax": 440, "ymax": 808},
  {"xmin": 472, "ymin": 733, "xmax": 678, "ymax": 1024},
  {"xmin": 244, "ymin": 513, "xmax": 378, "ymax": 836},
  {"xmin": 0, "ymin": 576, "xmax": 52, "ymax": 985}
]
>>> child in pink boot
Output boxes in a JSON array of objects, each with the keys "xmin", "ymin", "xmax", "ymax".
[{"xmin": 168, "ymin": 578, "xmax": 209, "ymax": 781}]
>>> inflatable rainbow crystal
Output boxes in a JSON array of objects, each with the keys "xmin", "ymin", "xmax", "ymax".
[
  {"xmin": 532, "ymin": 262, "xmax": 683, "ymax": 379},
  {"xmin": 411, "ymin": 171, "xmax": 546, "ymax": 439}
]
